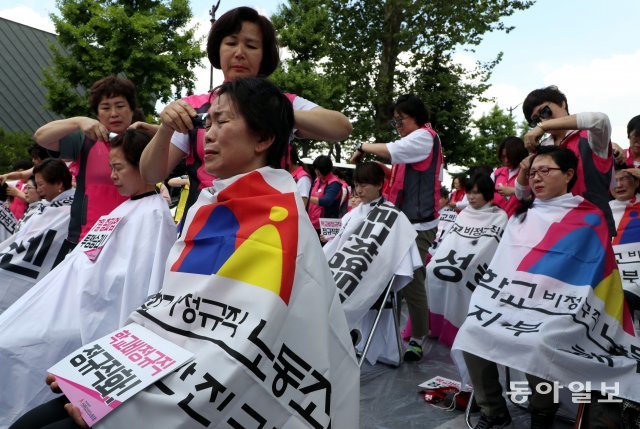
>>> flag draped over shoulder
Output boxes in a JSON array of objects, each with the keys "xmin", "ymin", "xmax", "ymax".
[
  {"xmin": 0, "ymin": 194, "xmax": 176, "ymax": 428},
  {"xmin": 97, "ymin": 168, "xmax": 359, "ymax": 429},
  {"xmin": 610, "ymin": 197, "xmax": 640, "ymax": 300},
  {"xmin": 453, "ymin": 194, "xmax": 640, "ymax": 402},
  {"xmin": 0, "ymin": 204, "xmax": 16, "ymax": 241},
  {"xmin": 0, "ymin": 189, "xmax": 74, "ymax": 312},
  {"xmin": 323, "ymin": 198, "xmax": 420, "ymax": 328},
  {"xmin": 427, "ymin": 204, "xmax": 507, "ymax": 347}
]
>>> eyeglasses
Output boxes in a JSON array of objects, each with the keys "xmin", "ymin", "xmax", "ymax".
[
  {"xmin": 528, "ymin": 167, "xmax": 562, "ymax": 179},
  {"xmin": 529, "ymin": 105, "xmax": 553, "ymax": 128},
  {"xmin": 389, "ymin": 117, "xmax": 406, "ymax": 128}
]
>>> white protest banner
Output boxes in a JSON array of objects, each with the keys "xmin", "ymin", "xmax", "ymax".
[
  {"xmin": 49, "ymin": 323, "xmax": 193, "ymax": 426},
  {"xmin": 426, "ymin": 204, "xmax": 507, "ymax": 347},
  {"xmin": 0, "ymin": 193, "xmax": 176, "ymax": 427},
  {"xmin": 319, "ymin": 217, "xmax": 341, "ymax": 240},
  {"xmin": 324, "ymin": 199, "xmax": 421, "ymax": 365},
  {"xmin": 427, "ymin": 207, "xmax": 457, "ymax": 257},
  {"xmin": 0, "ymin": 189, "xmax": 74, "ymax": 312},
  {"xmin": 453, "ymin": 195, "xmax": 640, "ymax": 402},
  {"xmin": 610, "ymin": 198, "xmax": 640, "ymax": 299},
  {"xmin": 77, "ymin": 216, "xmax": 123, "ymax": 261},
  {"xmin": 95, "ymin": 168, "xmax": 359, "ymax": 428},
  {"xmin": 0, "ymin": 204, "xmax": 16, "ymax": 241}
]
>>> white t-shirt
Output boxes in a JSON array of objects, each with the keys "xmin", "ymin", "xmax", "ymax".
[
  {"xmin": 171, "ymin": 94, "xmax": 320, "ymax": 154},
  {"xmin": 386, "ymin": 128, "xmax": 443, "ymax": 231},
  {"xmin": 296, "ymin": 175, "xmax": 312, "ymax": 199}
]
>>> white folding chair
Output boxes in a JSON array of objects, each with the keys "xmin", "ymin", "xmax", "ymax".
[{"xmin": 357, "ymin": 275, "xmax": 403, "ymax": 368}]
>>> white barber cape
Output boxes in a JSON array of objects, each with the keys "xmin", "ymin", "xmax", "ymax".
[
  {"xmin": 0, "ymin": 192, "xmax": 176, "ymax": 427},
  {"xmin": 453, "ymin": 194, "xmax": 640, "ymax": 401},
  {"xmin": 0, "ymin": 188, "xmax": 74, "ymax": 313},
  {"xmin": 324, "ymin": 198, "xmax": 421, "ymax": 364},
  {"xmin": 426, "ymin": 203, "xmax": 507, "ymax": 348},
  {"xmin": 95, "ymin": 168, "xmax": 359, "ymax": 429}
]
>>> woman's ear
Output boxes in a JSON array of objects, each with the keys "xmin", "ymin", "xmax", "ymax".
[
  {"xmin": 565, "ymin": 168, "xmax": 575, "ymax": 183},
  {"xmin": 255, "ymin": 135, "xmax": 275, "ymax": 154}
]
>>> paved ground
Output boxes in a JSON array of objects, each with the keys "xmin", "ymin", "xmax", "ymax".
[{"xmin": 359, "ymin": 336, "xmax": 577, "ymax": 428}]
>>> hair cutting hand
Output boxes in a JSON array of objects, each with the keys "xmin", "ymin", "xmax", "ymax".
[
  {"xmin": 523, "ymin": 125, "xmax": 545, "ymax": 153},
  {"xmin": 77, "ymin": 117, "xmax": 110, "ymax": 143},
  {"xmin": 159, "ymin": 100, "xmax": 197, "ymax": 135}
]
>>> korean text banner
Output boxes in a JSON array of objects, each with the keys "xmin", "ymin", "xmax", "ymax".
[
  {"xmin": 453, "ymin": 194, "xmax": 640, "ymax": 402},
  {"xmin": 96, "ymin": 168, "xmax": 359, "ymax": 428},
  {"xmin": 0, "ymin": 189, "xmax": 74, "ymax": 312},
  {"xmin": 0, "ymin": 193, "xmax": 176, "ymax": 427},
  {"xmin": 427, "ymin": 204, "xmax": 507, "ymax": 347}
]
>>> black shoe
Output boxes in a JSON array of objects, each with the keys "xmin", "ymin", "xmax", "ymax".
[
  {"xmin": 473, "ymin": 412, "xmax": 512, "ymax": 429},
  {"xmin": 403, "ymin": 340, "xmax": 423, "ymax": 361},
  {"xmin": 350, "ymin": 329, "xmax": 362, "ymax": 346},
  {"xmin": 530, "ymin": 412, "xmax": 555, "ymax": 429}
]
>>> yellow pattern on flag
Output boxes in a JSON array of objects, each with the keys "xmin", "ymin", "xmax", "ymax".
[
  {"xmin": 594, "ymin": 270, "xmax": 625, "ymax": 323},
  {"xmin": 217, "ymin": 224, "xmax": 283, "ymax": 295}
]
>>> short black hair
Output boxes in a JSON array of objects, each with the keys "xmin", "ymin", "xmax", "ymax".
[
  {"xmin": 440, "ymin": 187, "xmax": 450, "ymax": 199},
  {"xmin": 109, "ymin": 129, "xmax": 152, "ymax": 168},
  {"xmin": 394, "ymin": 94, "xmax": 429, "ymax": 126},
  {"xmin": 353, "ymin": 162, "xmax": 385, "ymax": 187},
  {"xmin": 522, "ymin": 85, "xmax": 568, "ymax": 124},
  {"xmin": 312, "ymin": 155, "xmax": 333, "ymax": 176},
  {"xmin": 497, "ymin": 136, "xmax": 528, "ymax": 168},
  {"xmin": 217, "ymin": 77, "xmax": 294, "ymax": 169},
  {"xmin": 89, "ymin": 76, "xmax": 137, "ymax": 115},
  {"xmin": 207, "ymin": 7, "xmax": 280, "ymax": 77},
  {"xmin": 532, "ymin": 145, "xmax": 578, "ymax": 192},
  {"xmin": 465, "ymin": 173, "xmax": 494, "ymax": 203},
  {"xmin": 12, "ymin": 159, "xmax": 33, "ymax": 171},
  {"xmin": 28, "ymin": 143, "xmax": 49, "ymax": 161},
  {"xmin": 32, "ymin": 158, "xmax": 72, "ymax": 190},
  {"xmin": 627, "ymin": 115, "xmax": 640, "ymax": 138}
]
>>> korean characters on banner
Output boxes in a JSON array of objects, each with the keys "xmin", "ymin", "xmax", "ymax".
[
  {"xmin": 327, "ymin": 203, "xmax": 400, "ymax": 304},
  {"xmin": 319, "ymin": 218, "xmax": 341, "ymax": 241},
  {"xmin": 134, "ymin": 292, "xmax": 333, "ymax": 428},
  {"xmin": 77, "ymin": 216, "xmax": 122, "ymax": 262},
  {"xmin": 0, "ymin": 204, "xmax": 16, "ymax": 240},
  {"xmin": 48, "ymin": 323, "xmax": 193, "ymax": 426}
]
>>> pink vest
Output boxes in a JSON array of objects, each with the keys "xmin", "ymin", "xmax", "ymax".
[
  {"xmin": 291, "ymin": 165, "xmax": 311, "ymax": 182},
  {"xmin": 8, "ymin": 181, "xmax": 27, "ymax": 220},
  {"xmin": 308, "ymin": 172, "xmax": 340, "ymax": 229},
  {"xmin": 562, "ymin": 130, "xmax": 615, "ymax": 236},
  {"xmin": 82, "ymin": 141, "xmax": 128, "ymax": 240},
  {"xmin": 492, "ymin": 167, "xmax": 520, "ymax": 218},
  {"xmin": 384, "ymin": 124, "xmax": 443, "ymax": 223},
  {"xmin": 625, "ymin": 148, "xmax": 637, "ymax": 167}
]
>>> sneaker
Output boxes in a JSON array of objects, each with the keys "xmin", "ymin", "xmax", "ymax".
[
  {"xmin": 530, "ymin": 412, "xmax": 555, "ymax": 429},
  {"xmin": 473, "ymin": 413, "xmax": 512, "ymax": 429},
  {"xmin": 403, "ymin": 340, "xmax": 423, "ymax": 361}
]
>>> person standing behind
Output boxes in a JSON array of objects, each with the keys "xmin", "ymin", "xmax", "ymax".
[
  {"xmin": 492, "ymin": 136, "xmax": 528, "ymax": 217},
  {"xmin": 308, "ymin": 155, "xmax": 342, "ymax": 234},
  {"xmin": 140, "ymin": 7, "xmax": 352, "ymax": 216},
  {"xmin": 350, "ymin": 93, "xmax": 443, "ymax": 361},
  {"xmin": 33, "ymin": 76, "xmax": 155, "ymax": 246},
  {"xmin": 288, "ymin": 145, "xmax": 312, "ymax": 205},
  {"xmin": 522, "ymin": 85, "xmax": 615, "ymax": 236}
]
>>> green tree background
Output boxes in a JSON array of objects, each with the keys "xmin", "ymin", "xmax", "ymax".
[
  {"xmin": 271, "ymin": 0, "xmax": 534, "ymax": 167},
  {"xmin": 0, "ymin": 130, "xmax": 33, "ymax": 172},
  {"xmin": 43, "ymin": 0, "xmax": 205, "ymax": 118}
]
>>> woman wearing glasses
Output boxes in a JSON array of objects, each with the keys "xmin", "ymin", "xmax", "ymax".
[
  {"xmin": 458, "ymin": 146, "xmax": 608, "ymax": 429},
  {"xmin": 521, "ymin": 85, "xmax": 615, "ymax": 236}
]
